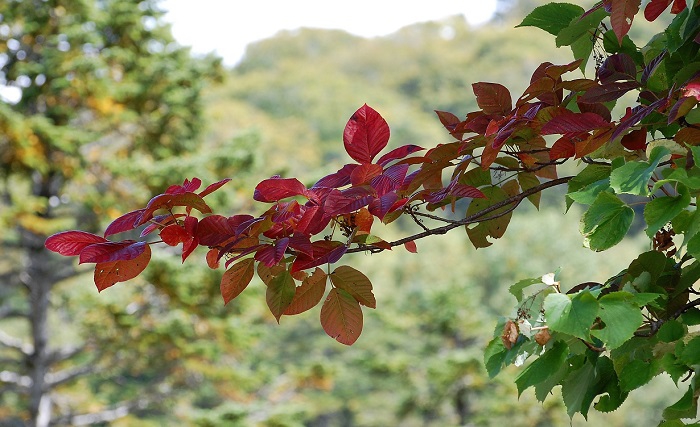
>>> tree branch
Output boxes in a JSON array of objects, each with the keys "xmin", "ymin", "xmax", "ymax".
[
  {"xmin": 0, "ymin": 329, "xmax": 33, "ymax": 355},
  {"xmin": 0, "ymin": 370, "xmax": 32, "ymax": 389},
  {"xmin": 46, "ymin": 364, "xmax": 93, "ymax": 388},
  {"xmin": 347, "ymin": 176, "xmax": 573, "ymax": 254},
  {"xmin": 48, "ymin": 344, "xmax": 85, "ymax": 365}
]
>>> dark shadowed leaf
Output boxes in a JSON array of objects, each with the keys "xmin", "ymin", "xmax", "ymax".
[
  {"xmin": 79, "ymin": 241, "xmax": 147, "ymax": 264},
  {"xmin": 104, "ymin": 209, "xmax": 147, "ymax": 237},
  {"xmin": 611, "ymin": 0, "xmax": 641, "ymax": 44}
]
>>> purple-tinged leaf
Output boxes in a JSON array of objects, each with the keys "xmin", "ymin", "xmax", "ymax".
[
  {"xmin": 610, "ymin": 0, "xmax": 641, "ymax": 44},
  {"xmin": 255, "ymin": 237, "xmax": 290, "ymax": 267},
  {"xmin": 104, "ymin": 209, "xmax": 147, "ymax": 237},
  {"xmin": 288, "ymin": 234, "xmax": 314, "ymax": 256},
  {"xmin": 324, "ymin": 187, "xmax": 375, "ymax": 217},
  {"xmin": 291, "ymin": 241, "xmax": 347, "ymax": 273},
  {"xmin": 254, "ymin": 177, "xmax": 308, "ymax": 202},
  {"xmin": 196, "ymin": 215, "xmax": 236, "ymax": 246},
  {"xmin": 350, "ymin": 163, "xmax": 383, "ymax": 186},
  {"xmin": 541, "ymin": 112, "xmax": 610, "ymax": 135},
  {"xmin": 668, "ymin": 97, "xmax": 698, "ymax": 124},
  {"xmin": 312, "ymin": 164, "xmax": 357, "ymax": 189},
  {"xmin": 376, "ymin": 144, "xmax": 424, "ymax": 166},
  {"xmin": 343, "ymin": 104, "xmax": 390, "ymax": 164},
  {"xmin": 79, "ymin": 241, "xmax": 147, "ymax": 264},
  {"xmin": 45, "ymin": 231, "xmax": 108, "ymax": 256},
  {"xmin": 296, "ymin": 205, "xmax": 331, "ymax": 235},
  {"xmin": 578, "ymin": 81, "xmax": 640, "ymax": 103},
  {"xmin": 611, "ymin": 97, "xmax": 668, "ymax": 141},
  {"xmin": 368, "ymin": 192, "xmax": 399, "ymax": 220},
  {"xmin": 641, "ymin": 50, "xmax": 666, "ymax": 85},
  {"xmin": 598, "ymin": 53, "xmax": 638, "ymax": 84},
  {"xmin": 139, "ymin": 214, "xmax": 180, "ymax": 237},
  {"xmin": 135, "ymin": 192, "xmax": 211, "ymax": 226}
]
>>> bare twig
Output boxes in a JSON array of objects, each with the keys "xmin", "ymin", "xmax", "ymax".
[
  {"xmin": 0, "ymin": 370, "xmax": 32, "ymax": 389},
  {"xmin": 0, "ymin": 329, "xmax": 33, "ymax": 355}
]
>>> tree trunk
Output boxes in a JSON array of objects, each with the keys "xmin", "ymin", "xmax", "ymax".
[{"xmin": 22, "ymin": 229, "xmax": 55, "ymax": 427}]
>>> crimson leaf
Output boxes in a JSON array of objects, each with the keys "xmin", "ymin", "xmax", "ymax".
[
  {"xmin": 343, "ymin": 104, "xmax": 390, "ymax": 164},
  {"xmin": 45, "ymin": 231, "xmax": 108, "ymax": 256},
  {"xmin": 254, "ymin": 177, "xmax": 308, "ymax": 202},
  {"xmin": 79, "ymin": 241, "xmax": 147, "ymax": 264}
]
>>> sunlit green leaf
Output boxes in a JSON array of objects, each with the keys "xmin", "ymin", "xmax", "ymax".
[
  {"xmin": 610, "ymin": 146, "xmax": 670, "ymax": 195},
  {"xmin": 580, "ymin": 192, "xmax": 634, "ymax": 251},
  {"xmin": 644, "ymin": 184, "xmax": 690, "ymax": 237},
  {"xmin": 544, "ymin": 291, "xmax": 598, "ymax": 341},
  {"xmin": 517, "ymin": 3, "xmax": 584, "ymax": 36},
  {"xmin": 591, "ymin": 292, "xmax": 644, "ymax": 350}
]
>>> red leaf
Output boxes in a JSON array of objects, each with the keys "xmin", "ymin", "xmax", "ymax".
[
  {"xmin": 291, "ymin": 241, "xmax": 347, "ymax": 273},
  {"xmin": 45, "ymin": 231, "xmax": 107, "ymax": 256},
  {"xmin": 671, "ymin": 0, "xmax": 686, "ymax": 14},
  {"xmin": 165, "ymin": 177, "xmax": 202, "ymax": 195},
  {"xmin": 621, "ymin": 127, "xmax": 648, "ymax": 150},
  {"xmin": 377, "ymin": 144, "xmax": 425, "ymax": 166},
  {"xmin": 296, "ymin": 205, "xmax": 331, "ymax": 235},
  {"xmin": 79, "ymin": 241, "xmax": 147, "ymax": 264},
  {"xmin": 367, "ymin": 192, "xmax": 399, "ymax": 220},
  {"xmin": 320, "ymin": 288, "xmax": 363, "ymax": 345},
  {"xmin": 206, "ymin": 248, "xmax": 220, "ymax": 269},
  {"xmin": 330, "ymin": 265, "xmax": 376, "ymax": 308},
  {"xmin": 350, "ymin": 163, "xmax": 383, "ymax": 186},
  {"xmin": 404, "ymin": 241, "xmax": 418, "ymax": 253},
  {"xmin": 549, "ymin": 136, "xmax": 577, "ymax": 160},
  {"xmin": 343, "ymin": 104, "xmax": 390, "ymax": 164},
  {"xmin": 283, "ymin": 268, "xmax": 328, "ymax": 315},
  {"xmin": 196, "ymin": 215, "xmax": 236, "ymax": 246},
  {"xmin": 644, "ymin": 0, "xmax": 672, "ymax": 21},
  {"xmin": 312, "ymin": 164, "xmax": 357, "ymax": 189},
  {"xmin": 324, "ymin": 187, "xmax": 375, "ymax": 216},
  {"xmin": 541, "ymin": 112, "xmax": 610, "ymax": 135},
  {"xmin": 104, "ymin": 209, "xmax": 147, "ymax": 237},
  {"xmin": 578, "ymin": 81, "xmax": 640, "ymax": 103},
  {"xmin": 266, "ymin": 270, "xmax": 296, "ymax": 322},
  {"xmin": 611, "ymin": 0, "xmax": 641, "ymax": 44},
  {"xmin": 220, "ymin": 258, "xmax": 255, "ymax": 304},
  {"xmin": 254, "ymin": 177, "xmax": 308, "ymax": 202},
  {"xmin": 94, "ymin": 244, "xmax": 151, "ymax": 292},
  {"xmin": 160, "ymin": 224, "xmax": 190, "ymax": 246},
  {"xmin": 255, "ymin": 237, "xmax": 290, "ymax": 267},
  {"xmin": 199, "ymin": 178, "xmax": 231, "ymax": 198},
  {"xmin": 136, "ymin": 192, "xmax": 211, "ymax": 226},
  {"xmin": 139, "ymin": 214, "xmax": 180, "ymax": 237},
  {"xmin": 611, "ymin": 96, "xmax": 668, "ymax": 141},
  {"xmin": 472, "ymin": 82, "xmax": 513, "ymax": 115}
]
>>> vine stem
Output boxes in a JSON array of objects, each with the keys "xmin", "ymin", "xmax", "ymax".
[{"xmin": 346, "ymin": 176, "xmax": 573, "ymax": 254}]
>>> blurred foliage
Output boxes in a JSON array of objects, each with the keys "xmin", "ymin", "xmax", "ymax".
[{"xmin": 0, "ymin": 0, "xmax": 685, "ymax": 425}]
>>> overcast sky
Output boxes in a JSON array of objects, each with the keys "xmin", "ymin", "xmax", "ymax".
[{"xmin": 161, "ymin": 1, "xmax": 499, "ymax": 66}]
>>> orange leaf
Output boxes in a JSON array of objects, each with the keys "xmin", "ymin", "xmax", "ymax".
[
  {"xmin": 206, "ymin": 248, "xmax": 220, "ymax": 269},
  {"xmin": 94, "ymin": 244, "xmax": 151, "ymax": 292},
  {"xmin": 220, "ymin": 258, "xmax": 255, "ymax": 304},
  {"xmin": 330, "ymin": 265, "xmax": 376, "ymax": 308},
  {"xmin": 320, "ymin": 288, "xmax": 363, "ymax": 345},
  {"xmin": 284, "ymin": 268, "xmax": 328, "ymax": 315}
]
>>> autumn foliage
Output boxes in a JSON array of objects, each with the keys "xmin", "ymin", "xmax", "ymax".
[{"xmin": 46, "ymin": 0, "xmax": 700, "ymax": 422}]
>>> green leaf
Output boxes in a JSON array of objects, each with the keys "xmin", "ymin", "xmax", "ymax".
[
  {"xmin": 580, "ymin": 192, "xmax": 634, "ymax": 251},
  {"xmin": 561, "ymin": 361, "xmax": 595, "ymax": 418},
  {"xmin": 658, "ymin": 320, "xmax": 687, "ymax": 343},
  {"xmin": 330, "ymin": 265, "xmax": 376, "ymax": 308},
  {"xmin": 320, "ymin": 288, "xmax": 363, "ymax": 345},
  {"xmin": 610, "ymin": 146, "xmax": 670, "ymax": 195},
  {"xmin": 567, "ymin": 178, "xmax": 611, "ymax": 205},
  {"xmin": 509, "ymin": 277, "xmax": 543, "ymax": 303},
  {"xmin": 566, "ymin": 164, "xmax": 611, "ymax": 210},
  {"xmin": 570, "ymin": 31, "xmax": 594, "ymax": 72},
  {"xmin": 644, "ymin": 185, "xmax": 691, "ymax": 237},
  {"xmin": 465, "ymin": 186, "xmax": 512, "ymax": 249},
  {"xmin": 619, "ymin": 359, "xmax": 658, "ymax": 392},
  {"xmin": 556, "ymin": 7, "xmax": 608, "ymax": 47},
  {"xmin": 515, "ymin": 340, "xmax": 568, "ymax": 396},
  {"xmin": 266, "ymin": 270, "xmax": 296, "ymax": 322},
  {"xmin": 680, "ymin": 336, "xmax": 700, "ymax": 365},
  {"xmin": 663, "ymin": 385, "xmax": 699, "ymax": 421},
  {"xmin": 518, "ymin": 172, "xmax": 541, "ymax": 208},
  {"xmin": 544, "ymin": 291, "xmax": 599, "ymax": 340},
  {"xmin": 517, "ymin": 2, "xmax": 584, "ymax": 36},
  {"xmin": 659, "ymin": 353, "xmax": 690, "ymax": 384},
  {"xmin": 590, "ymin": 292, "xmax": 644, "ymax": 350}
]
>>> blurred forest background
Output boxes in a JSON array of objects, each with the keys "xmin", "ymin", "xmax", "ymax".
[{"xmin": 0, "ymin": 0, "xmax": 685, "ymax": 425}]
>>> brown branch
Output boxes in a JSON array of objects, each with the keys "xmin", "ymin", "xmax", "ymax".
[{"xmin": 347, "ymin": 176, "xmax": 573, "ymax": 254}]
